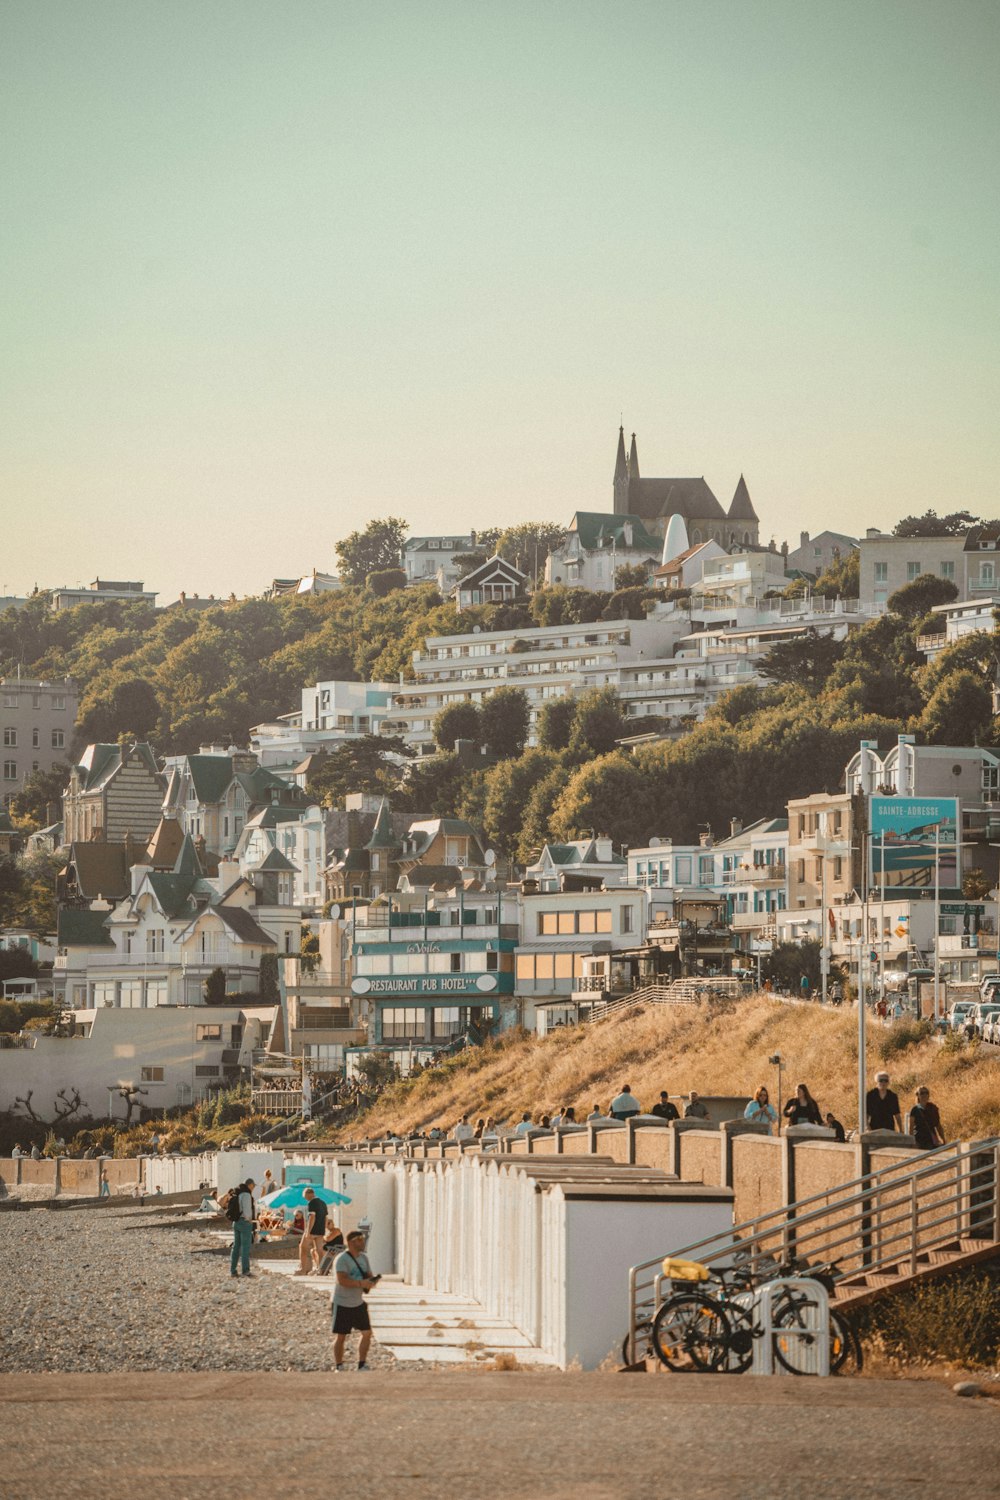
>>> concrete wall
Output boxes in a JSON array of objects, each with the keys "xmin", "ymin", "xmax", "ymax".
[
  {"xmin": 0, "ymin": 1154, "xmax": 142, "ymax": 1196},
  {"xmin": 678, "ymin": 1130, "xmax": 723, "ymax": 1186},
  {"xmin": 730, "ymin": 1133, "xmax": 785, "ymax": 1225}
]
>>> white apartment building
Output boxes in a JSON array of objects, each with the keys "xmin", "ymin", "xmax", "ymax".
[
  {"xmin": 238, "ymin": 802, "xmax": 327, "ymax": 912},
  {"xmin": 785, "ymin": 530, "xmax": 858, "ymax": 578},
  {"xmin": 0, "ymin": 1003, "xmax": 273, "ymax": 1117},
  {"xmin": 694, "ymin": 549, "xmax": 789, "ymax": 606},
  {"xmin": 49, "ymin": 579, "xmax": 157, "ymax": 612},
  {"xmin": 919, "ymin": 593, "xmax": 1000, "ymax": 661},
  {"xmin": 713, "ymin": 818, "xmax": 789, "ymax": 952},
  {"xmin": 0, "ymin": 677, "xmax": 78, "ymax": 806},
  {"xmin": 403, "ymin": 534, "xmax": 477, "ymax": 586},
  {"xmin": 381, "ymin": 616, "xmax": 676, "ymax": 753},
  {"xmin": 858, "ymin": 531, "xmax": 966, "ymax": 608},
  {"xmin": 250, "ymin": 680, "xmax": 393, "ymax": 769}
]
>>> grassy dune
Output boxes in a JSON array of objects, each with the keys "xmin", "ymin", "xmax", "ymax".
[{"xmin": 331, "ymin": 995, "xmax": 1000, "ymax": 1143}]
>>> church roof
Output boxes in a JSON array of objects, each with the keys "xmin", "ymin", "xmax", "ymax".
[
  {"xmin": 626, "ymin": 476, "xmax": 728, "ymax": 523},
  {"xmin": 614, "ymin": 425, "xmax": 628, "ymax": 484},
  {"xmin": 728, "ymin": 474, "xmax": 758, "ymax": 522}
]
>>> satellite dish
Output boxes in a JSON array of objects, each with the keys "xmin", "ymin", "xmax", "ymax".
[
  {"xmin": 328, "ymin": 903, "xmax": 341, "ymax": 920},
  {"xmin": 649, "ymin": 836, "xmax": 661, "ymax": 848},
  {"xmin": 473, "ymin": 625, "xmax": 482, "ymax": 634},
  {"xmin": 484, "ymin": 849, "xmax": 496, "ymax": 866}
]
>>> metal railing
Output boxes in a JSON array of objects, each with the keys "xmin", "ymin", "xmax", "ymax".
[
  {"xmin": 626, "ymin": 1137, "xmax": 1000, "ymax": 1363},
  {"xmin": 587, "ymin": 983, "xmax": 694, "ymax": 1025}
]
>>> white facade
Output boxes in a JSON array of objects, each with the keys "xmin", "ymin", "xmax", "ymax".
[
  {"xmin": 858, "ymin": 532, "xmax": 966, "ymax": 608},
  {"xmin": 251, "ymin": 680, "xmax": 393, "ymax": 769},
  {"xmin": 240, "ymin": 803, "xmax": 326, "ymax": 911},
  {"xmin": 0, "ymin": 1003, "xmax": 271, "ymax": 1117},
  {"xmin": 694, "ymin": 549, "xmax": 790, "ymax": 606},
  {"xmin": 403, "ymin": 534, "xmax": 476, "ymax": 586}
]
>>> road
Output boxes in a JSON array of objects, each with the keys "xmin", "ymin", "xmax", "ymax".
[{"xmin": 3, "ymin": 1372, "xmax": 998, "ymax": 1500}]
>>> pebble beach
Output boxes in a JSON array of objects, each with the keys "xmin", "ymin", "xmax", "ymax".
[{"xmin": 0, "ymin": 1203, "xmax": 401, "ymax": 1373}]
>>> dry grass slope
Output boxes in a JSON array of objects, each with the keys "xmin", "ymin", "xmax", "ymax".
[{"xmin": 334, "ymin": 995, "xmax": 1000, "ymax": 1143}]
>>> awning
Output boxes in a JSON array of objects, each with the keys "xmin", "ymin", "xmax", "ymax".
[{"xmin": 516, "ymin": 940, "xmax": 613, "ymax": 954}]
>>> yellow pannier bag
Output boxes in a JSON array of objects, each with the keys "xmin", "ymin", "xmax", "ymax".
[{"xmin": 661, "ymin": 1256, "xmax": 711, "ymax": 1282}]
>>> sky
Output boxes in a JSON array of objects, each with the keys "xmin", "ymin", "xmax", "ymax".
[{"xmin": 2, "ymin": 1, "xmax": 998, "ymax": 603}]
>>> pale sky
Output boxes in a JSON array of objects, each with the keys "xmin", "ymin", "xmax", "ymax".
[{"xmin": 2, "ymin": 1, "xmax": 998, "ymax": 603}]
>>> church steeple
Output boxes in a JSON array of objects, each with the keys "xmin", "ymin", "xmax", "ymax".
[
  {"xmin": 613, "ymin": 425, "xmax": 629, "ymax": 514},
  {"xmin": 628, "ymin": 432, "xmax": 640, "ymax": 478}
]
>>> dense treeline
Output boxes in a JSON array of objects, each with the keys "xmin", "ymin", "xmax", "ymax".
[{"xmin": 3, "ymin": 563, "xmax": 997, "ymax": 863}]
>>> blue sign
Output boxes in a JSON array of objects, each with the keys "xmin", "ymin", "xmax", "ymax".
[{"xmin": 870, "ymin": 796, "xmax": 960, "ymax": 889}]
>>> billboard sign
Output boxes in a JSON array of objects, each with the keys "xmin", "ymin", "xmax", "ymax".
[{"xmin": 869, "ymin": 796, "xmax": 960, "ymax": 890}]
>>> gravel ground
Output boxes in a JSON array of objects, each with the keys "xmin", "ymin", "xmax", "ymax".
[{"xmin": 0, "ymin": 1205, "xmax": 405, "ymax": 1373}]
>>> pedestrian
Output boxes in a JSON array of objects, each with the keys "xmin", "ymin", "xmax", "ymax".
[
  {"xmin": 744, "ymin": 1086, "xmax": 777, "ymax": 1129},
  {"xmin": 865, "ymin": 1071, "xmax": 902, "ymax": 1132},
  {"xmin": 824, "ymin": 1111, "xmax": 846, "ymax": 1143},
  {"xmin": 30, "ymin": 1143, "xmax": 41, "ymax": 1160},
  {"xmin": 453, "ymin": 1114, "xmax": 474, "ymax": 1143},
  {"xmin": 149, "ymin": 1131, "xmax": 160, "ymax": 1154},
  {"xmin": 228, "ymin": 1177, "xmax": 256, "ymax": 1278},
  {"xmin": 782, "ymin": 1083, "xmax": 822, "ymax": 1127},
  {"xmin": 514, "ymin": 1112, "xmax": 533, "ymax": 1136},
  {"xmin": 295, "ymin": 1187, "xmax": 327, "ymax": 1275},
  {"xmin": 609, "ymin": 1083, "xmax": 642, "ymax": 1120},
  {"xmin": 473, "ymin": 1118, "xmax": 486, "ymax": 1140},
  {"xmin": 650, "ymin": 1091, "xmax": 680, "ymax": 1122},
  {"xmin": 260, "ymin": 1169, "xmax": 277, "ymax": 1198},
  {"xmin": 550, "ymin": 1108, "xmax": 563, "ymax": 1128},
  {"xmin": 11, "ymin": 1144, "xmax": 22, "ymax": 1159},
  {"xmin": 684, "ymin": 1091, "xmax": 709, "ymax": 1120},
  {"xmin": 561, "ymin": 1106, "xmax": 577, "ymax": 1126},
  {"xmin": 318, "ymin": 1218, "xmax": 346, "ymax": 1275},
  {"xmin": 909, "ymin": 1087, "xmax": 945, "ymax": 1150},
  {"xmin": 332, "ymin": 1229, "xmax": 379, "ymax": 1372},
  {"xmin": 799, "ymin": 974, "xmax": 810, "ymax": 999}
]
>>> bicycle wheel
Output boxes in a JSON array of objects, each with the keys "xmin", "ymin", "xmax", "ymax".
[
  {"xmin": 773, "ymin": 1299, "xmax": 861, "ymax": 1375},
  {"xmin": 722, "ymin": 1298, "xmax": 756, "ymax": 1374},
  {"xmin": 621, "ymin": 1320, "xmax": 653, "ymax": 1366},
  {"xmin": 652, "ymin": 1291, "xmax": 730, "ymax": 1372}
]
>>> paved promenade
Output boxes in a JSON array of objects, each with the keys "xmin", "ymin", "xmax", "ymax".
[{"xmin": 3, "ymin": 1372, "xmax": 998, "ymax": 1500}]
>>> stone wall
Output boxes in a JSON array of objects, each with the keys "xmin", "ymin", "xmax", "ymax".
[{"xmin": 678, "ymin": 1130, "xmax": 723, "ymax": 1186}]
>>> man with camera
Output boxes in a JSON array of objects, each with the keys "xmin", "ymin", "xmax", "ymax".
[{"xmin": 332, "ymin": 1229, "xmax": 380, "ymax": 1371}]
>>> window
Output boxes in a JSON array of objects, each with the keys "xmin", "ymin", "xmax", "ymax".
[
  {"xmin": 485, "ymin": 950, "xmax": 499, "ymax": 971},
  {"xmin": 3, "ymin": 729, "xmax": 15, "ymax": 747},
  {"xmin": 32, "ymin": 695, "xmax": 41, "ymax": 710},
  {"xmin": 140, "ymin": 1066, "xmax": 164, "ymax": 1082},
  {"xmin": 833, "ymin": 856, "xmax": 843, "ymax": 880},
  {"xmin": 622, "ymin": 906, "xmax": 634, "ymax": 933},
  {"xmin": 515, "ymin": 953, "xmax": 585, "ymax": 982},
  {"xmin": 873, "ymin": 562, "xmax": 888, "ymax": 583},
  {"xmin": 304, "ymin": 1043, "xmax": 345, "ymax": 1068},
  {"xmin": 3, "ymin": 761, "xmax": 16, "ymax": 780},
  {"xmin": 382, "ymin": 1007, "xmax": 424, "ymax": 1040},
  {"xmin": 941, "ymin": 561, "xmax": 955, "ymax": 580},
  {"xmin": 196, "ymin": 1024, "xmax": 222, "ymax": 1042},
  {"xmin": 906, "ymin": 561, "xmax": 920, "ymax": 581},
  {"xmin": 449, "ymin": 952, "xmax": 462, "ymax": 973},
  {"xmin": 145, "ymin": 929, "xmax": 164, "ymax": 955},
  {"xmin": 2, "ymin": 694, "xmax": 15, "ymax": 708},
  {"xmin": 195, "ymin": 1065, "xmax": 220, "ymax": 1077},
  {"xmin": 52, "ymin": 696, "xmax": 65, "ymax": 710},
  {"xmin": 51, "ymin": 730, "xmax": 65, "ymax": 749},
  {"xmin": 981, "ymin": 563, "xmax": 995, "ymax": 585},
  {"xmin": 432, "ymin": 1007, "xmax": 462, "ymax": 1039},
  {"xmin": 32, "ymin": 729, "xmax": 39, "ymax": 748}
]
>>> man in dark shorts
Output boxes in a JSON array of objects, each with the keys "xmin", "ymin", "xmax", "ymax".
[
  {"xmin": 295, "ymin": 1187, "xmax": 327, "ymax": 1275},
  {"xmin": 332, "ymin": 1229, "xmax": 377, "ymax": 1371}
]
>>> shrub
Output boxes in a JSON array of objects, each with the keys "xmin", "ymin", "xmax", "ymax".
[
  {"xmin": 863, "ymin": 1272, "xmax": 1000, "ymax": 1367},
  {"xmin": 876, "ymin": 1017, "xmax": 933, "ymax": 1061}
]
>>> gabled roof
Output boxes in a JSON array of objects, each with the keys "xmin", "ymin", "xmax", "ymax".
[
  {"xmin": 62, "ymin": 842, "xmax": 136, "ymax": 902},
  {"xmin": 366, "ymin": 798, "xmax": 399, "ymax": 852},
  {"xmin": 964, "ymin": 523, "xmax": 1000, "ymax": 551},
  {"xmin": 727, "ymin": 475, "xmax": 758, "ymax": 522},
  {"xmin": 73, "ymin": 742, "xmax": 160, "ymax": 792},
  {"xmin": 400, "ymin": 865, "xmax": 465, "ymax": 889},
  {"xmin": 401, "ymin": 817, "xmax": 485, "ymax": 865},
  {"xmin": 534, "ymin": 839, "xmax": 625, "ymax": 868},
  {"xmin": 57, "ymin": 907, "xmax": 114, "ymax": 948},
  {"xmin": 186, "ymin": 754, "xmax": 235, "ymax": 804},
  {"xmin": 172, "ymin": 833, "xmax": 203, "ymax": 881},
  {"xmin": 627, "ymin": 476, "xmax": 727, "ymax": 523},
  {"xmin": 568, "ymin": 512, "xmax": 661, "ymax": 552},
  {"xmin": 146, "ymin": 817, "xmax": 186, "ymax": 870},
  {"xmin": 454, "ymin": 555, "xmax": 527, "ymax": 590},
  {"xmin": 255, "ymin": 846, "xmax": 298, "ymax": 874},
  {"xmin": 214, "ymin": 906, "xmax": 276, "ymax": 946},
  {"xmin": 145, "ymin": 872, "xmax": 199, "ymax": 920}
]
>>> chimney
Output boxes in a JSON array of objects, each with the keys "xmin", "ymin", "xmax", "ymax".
[
  {"xmin": 230, "ymin": 751, "xmax": 257, "ymax": 774},
  {"xmin": 800, "ymin": 531, "xmax": 809, "ymax": 548},
  {"xmin": 866, "ymin": 527, "xmax": 880, "ymax": 538},
  {"xmin": 594, "ymin": 836, "xmax": 613, "ymax": 861},
  {"xmin": 130, "ymin": 862, "xmax": 146, "ymax": 896},
  {"xmin": 730, "ymin": 818, "xmax": 742, "ymax": 838}
]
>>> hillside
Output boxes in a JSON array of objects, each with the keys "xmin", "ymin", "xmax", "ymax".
[{"xmin": 329, "ymin": 994, "xmax": 1000, "ymax": 1143}]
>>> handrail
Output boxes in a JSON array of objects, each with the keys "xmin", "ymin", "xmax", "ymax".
[{"xmin": 626, "ymin": 1136, "xmax": 1000, "ymax": 1363}]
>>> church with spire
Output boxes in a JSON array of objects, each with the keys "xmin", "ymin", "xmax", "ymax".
[{"xmin": 612, "ymin": 426, "xmax": 759, "ymax": 551}]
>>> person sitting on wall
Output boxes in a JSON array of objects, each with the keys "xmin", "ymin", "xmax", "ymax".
[
  {"xmin": 824, "ymin": 1112, "xmax": 846, "ymax": 1143},
  {"xmin": 609, "ymin": 1084, "xmax": 642, "ymax": 1120}
]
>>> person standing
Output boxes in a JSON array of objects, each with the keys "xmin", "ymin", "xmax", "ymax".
[
  {"xmin": 295, "ymin": 1187, "xmax": 327, "ymax": 1275},
  {"xmin": 332, "ymin": 1229, "xmax": 378, "ymax": 1372},
  {"xmin": 453, "ymin": 1114, "xmax": 474, "ymax": 1143},
  {"xmin": 609, "ymin": 1084, "xmax": 642, "ymax": 1120},
  {"xmin": 229, "ymin": 1178, "xmax": 257, "ymax": 1278},
  {"xmin": 744, "ymin": 1086, "xmax": 777, "ymax": 1129},
  {"xmin": 782, "ymin": 1083, "xmax": 822, "ymax": 1127},
  {"xmin": 865, "ymin": 1071, "xmax": 902, "ymax": 1132},
  {"xmin": 824, "ymin": 1111, "xmax": 846, "ymax": 1143},
  {"xmin": 651, "ymin": 1091, "xmax": 680, "ymax": 1122},
  {"xmin": 684, "ymin": 1092, "xmax": 709, "ymax": 1120},
  {"xmin": 909, "ymin": 1087, "xmax": 945, "ymax": 1149}
]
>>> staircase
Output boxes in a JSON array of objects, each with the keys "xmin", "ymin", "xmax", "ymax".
[
  {"xmin": 587, "ymin": 983, "xmax": 692, "ymax": 1025},
  {"xmin": 626, "ymin": 1137, "xmax": 1000, "ymax": 1361}
]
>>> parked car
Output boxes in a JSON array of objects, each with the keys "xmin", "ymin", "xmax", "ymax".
[
  {"xmin": 948, "ymin": 1000, "xmax": 975, "ymax": 1033},
  {"xmin": 979, "ymin": 972, "xmax": 1000, "ymax": 999},
  {"xmin": 982, "ymin": 1012, "xmax": 1000, "ymax": 1046}
]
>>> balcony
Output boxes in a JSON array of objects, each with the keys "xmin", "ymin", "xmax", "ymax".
[{"xmin": 732, "ymin": 910, "xmax": 780, "ymax": 930}]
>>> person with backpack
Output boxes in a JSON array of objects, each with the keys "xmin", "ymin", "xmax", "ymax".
[{"xmin": 227, "ymin": 1177, "xmax": 257, "ymax": 1277}]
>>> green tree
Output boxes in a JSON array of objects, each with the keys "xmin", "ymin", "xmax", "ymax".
[
  {"xmin": 496, "ymin": 522, "xmax": 565, "ymax": 580},
  {"xmin": 537, "ymin": 696, "xmax": 577, "ymax": 751},
  {"xmin": 762, "ymin": 940, "xmax": 826, "ymax": 993},
  {"xmin": 335, "ymin": 517, "xmax": 408, "ymax": 586},
  {"xmin": 479, "ymin": 687, "xmax": 529, "ymax": 758},
  {"xmin": 517, "ymin": 762, "xmax": 572, "ymax": 862},
  {"xmin": 600, "ymin": 586, "xmax": 656, "ymax": 620},
  {"xmin": 77, "ymin": 677, "xmax": 160, "ymax": 743},
  {"xmin": 963, "ymin": 868, "xmax": 993, "ymax": 900},
  {"xmin": 758, "ymin": 629, "xmax": 846, "ymax": 692},
  {"xmin": 549, "ymin": 753, "xmax": 658, "ymax": 847},
  {"xmin": 366, "ymin": 567, "xmax": 407, "ymax": 597},
  {"xmin": 887, "ymin": 573, "xmax": 959, "ymax": 620},
  {"xmin": 306, "ymin": 735, "xmax": 409, "ymax": 809},
  {"xmin": 812, "ymin": 549, "xmax": 860, "ymax": 598},
  {"xmin": 919, "ymin": 669, "xmax": 994, "ymax": 745},
  {"xmin": 568, "ymin": 687, "xmax": 629, "ymax": 758},
  {"xmin": 432, "ymin": 701, "xmax": 482, "ymax": 751},
  {"xmin": 10, "ymin": 766, "xmax": 70, "ymax": 830},
  {"xmin": 259, "ymin": 952, "xmax": 279, "ymax": 1003},
  {"xmin": 396, "ymin": 752, "xmax": 471, "ymax": 819},
  {"xmin": 614, "ymin": 562, "xmax": 652, "ymax": 589},
  {"xmin": 203, "ymin": 967, "xmax": 227, "ymax": 1004},
  {"xmin": 482, "ymin": 749, "xmax": 561, "ymax": 859},
  {"xmin": 892, "ymin": 510, "xmax": 981, "ymax": 537}
]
